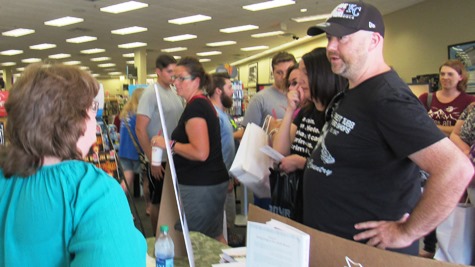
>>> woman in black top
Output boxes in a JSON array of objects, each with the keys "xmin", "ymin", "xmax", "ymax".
[{"xmin": 152, "ymin": 57, "xmax": 228, "ymax": 243}]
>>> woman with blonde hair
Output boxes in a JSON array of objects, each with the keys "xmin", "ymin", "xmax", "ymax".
[
  {"xmin": 0, "ymin": 63, "xmax": 145, "ymax": 266},
  {"xmin": 118, "ymin": 88, "xmax": 145, "ymax": 194}
]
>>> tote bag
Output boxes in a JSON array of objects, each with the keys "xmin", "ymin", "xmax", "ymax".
[
  {"xmin": 434, "ymin": 202, "xmax": 475, "ymax": 265},
  {"xmin": 230, "ymin": 123, "xmax": 272, "ymax": 198}
]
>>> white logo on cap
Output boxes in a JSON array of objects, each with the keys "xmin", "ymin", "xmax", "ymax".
[
  {"xmin": 346, "ymin": 4, "xmax": 361, "ymax": 16},
  {"xmin": 369, "ymin": 22, "xmax": 376, "ymax": 29}
]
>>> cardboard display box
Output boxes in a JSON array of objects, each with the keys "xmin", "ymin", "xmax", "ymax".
[{"xmin": 248, "ymin": 205, "xmax": 467, "ymax": 267}]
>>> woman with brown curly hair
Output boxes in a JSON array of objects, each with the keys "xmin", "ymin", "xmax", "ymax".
[{"xmin": 0, "ymin": 63, "xmax": 145, "ymax": 266}]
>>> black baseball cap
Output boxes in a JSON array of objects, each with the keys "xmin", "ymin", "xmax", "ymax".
[{"xmin": 307, "ymin": 2, "xmax": 385, "ymax": 37}]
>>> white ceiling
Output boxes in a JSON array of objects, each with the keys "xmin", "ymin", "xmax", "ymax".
[{"xmin": 0, "ymin": 0, "xmax": 425, "ymax": 78}]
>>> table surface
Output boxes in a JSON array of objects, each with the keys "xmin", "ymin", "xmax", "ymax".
[{"xmin": 146, "ymin": 231, "xmax": 229, "ymax": 267}]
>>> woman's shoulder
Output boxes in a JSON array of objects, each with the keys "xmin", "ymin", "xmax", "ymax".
[{"xmin": 42, "ymin": 160, "xmax": 116, "ymax": 185}]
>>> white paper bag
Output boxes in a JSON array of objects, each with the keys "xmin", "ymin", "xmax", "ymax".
[
  {"xmin": 230, "ymin": 123, "xmax": 272, "ymax": 198},
  {"xmin": 434, "ymin": 203, "xmax": 475, "ymax": 265}
]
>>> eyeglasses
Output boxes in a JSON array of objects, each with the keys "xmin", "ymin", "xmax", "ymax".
[
  {"xmin": 325, "ymin": 91, "xmax": 345, "ymax": 122},
  {"xmin": 172, "ymin": 75, "xmax": 194, "ymax": 82},
  {"xmin": 91, "ymin": 100, "xmax": 99, "ymax": 114},
  {"xmin": 288, "ymin": 81, "xmax": 299, "ymax": 87}
]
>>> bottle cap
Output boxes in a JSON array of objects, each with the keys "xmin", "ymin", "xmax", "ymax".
[{"xmin": 160, "ymin": 225, "xmax": 169, "ymax": 232}]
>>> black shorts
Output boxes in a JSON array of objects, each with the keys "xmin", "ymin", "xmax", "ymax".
[{"xmin": 145, "ymin": 162, "xmax": 166, "ymax": 204}]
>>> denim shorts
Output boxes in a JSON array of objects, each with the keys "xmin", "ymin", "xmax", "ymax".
[{"xmin": 119, "ymin": 158, "xmax": 141, "ymax": 173}]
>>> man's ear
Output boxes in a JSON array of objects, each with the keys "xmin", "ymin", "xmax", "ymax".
[
  {"xmin": 215, "ymin": 87, "xmax": 222, "ymax": 96},
  {"xmin": 368, "ymin": 32, "xmax": 382, "ymax": 51}
]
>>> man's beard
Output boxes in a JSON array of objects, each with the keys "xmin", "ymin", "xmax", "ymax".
[{"xmin": 221, "ymin": 93, "xmax": 233, "ymax": 109}]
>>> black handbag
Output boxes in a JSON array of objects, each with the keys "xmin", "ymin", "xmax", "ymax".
[{"xmin": 268, "ymin": 168, "xmax": 301, "ymax": 221}]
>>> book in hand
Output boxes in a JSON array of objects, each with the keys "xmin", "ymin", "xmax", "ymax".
[{"xmin": 246, "ymin": 219, "xmax": 310, "ymax": 267}]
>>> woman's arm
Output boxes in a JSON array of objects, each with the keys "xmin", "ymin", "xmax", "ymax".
[
  {"xmin": 173, "ymin": 117, "xmax": 210, "ymax": 161},
  {"xmin": 449, "ymin": 119, "xmax": 470, "ymax": 155},
  {"xmin": 272, "ymin": 90, "xmax": 300, "ymax": 155}
]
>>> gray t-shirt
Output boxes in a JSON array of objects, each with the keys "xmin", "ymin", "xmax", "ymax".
[
  {"xmin": 241, "ymin": 86, "xmax": 287, "ymax": 127},
  {"xmin": 136, "ymin": 83, "xmax": 184, "ymax": 161}
]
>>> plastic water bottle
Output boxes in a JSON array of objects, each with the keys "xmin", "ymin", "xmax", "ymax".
[{"xmin": 155, "ymin": 225, "xmax": 174, "ymax": 267}]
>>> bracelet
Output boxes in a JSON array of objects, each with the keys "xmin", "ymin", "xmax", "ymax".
[{"xmin": 170, "ymin": 140, "xmax": 177, "ymax": 154}]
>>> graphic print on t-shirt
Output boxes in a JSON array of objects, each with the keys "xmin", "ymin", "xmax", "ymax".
[
  {"xmin": 428, "ymin": 107, "xmax": 460, "ymax": 126},
  {"xmin": 308, "ymin": 100, "xmax": 355, "ymax": 176}
]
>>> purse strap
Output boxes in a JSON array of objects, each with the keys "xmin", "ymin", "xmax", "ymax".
[{"xmin": 123, "ymin": 116, "xmax": 144, "ymax": 155}]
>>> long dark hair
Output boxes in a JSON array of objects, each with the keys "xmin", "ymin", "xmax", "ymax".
[
  {"xmin": 177, "ymin": 57, "xmax": 213, "ymax": 94},
  {"xmin": 302, "ymin": 47, "xmax": 347, "ymax": 108},
  {"xmin": 0, "ymin": 63, "xmax": 99, "ymax": 177}
]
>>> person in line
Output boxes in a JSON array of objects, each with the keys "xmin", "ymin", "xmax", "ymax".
[
  {"xmin": 152, "ymin": 57, "xmax": 229, "ymax": 244},
  {"xmin": 451, "ymin": 103, "xmax": 475, "ymax": 155},
  {"xmin": 234, "ymin": 51, "xmax": 297, "ymax": 210},
  {"xmin": 417, "ymin": 59, "xmax": 475, "ymax": 258},
  {"xmin": 418, "ymin": 59, "xmax": 475, "ymax": 136},
  {"xmin": 136, "ymin": 54, "xmax": 184, "ymax": 235},
  {"xmin": 0, "ymin": 63, "xmax": 145, "ymax": 266},
  {"xmin": 209, "ymin": 72, "xmax": 244, "ymax": 246},
  {"xmin": 118, "ymin": 88, "xmax": 145, "ymax": 194},
  {"xmin": 271, "ymin": 47, "xmax": 346, "ymax": 222},
  {"xmin": 304, "ymin": 1, "xmax": 473, "ymax": 255}
]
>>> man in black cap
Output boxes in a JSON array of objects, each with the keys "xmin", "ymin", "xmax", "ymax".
[{"xmin": 303, "ymin": 2, "xmax": 473, "ymax": 255}]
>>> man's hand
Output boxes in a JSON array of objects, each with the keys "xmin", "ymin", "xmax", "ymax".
[
  {"xmin": 151, "ymin": 165, "xmax": 165, "ymax": 180},
  {"xmin": 353, "ymin": 213, "xmax": 414, "ymax": 249}
]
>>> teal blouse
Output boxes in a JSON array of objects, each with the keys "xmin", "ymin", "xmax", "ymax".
[{"xmin": 0, "ymin": 160, "xmax": 146, "ymax": 267}]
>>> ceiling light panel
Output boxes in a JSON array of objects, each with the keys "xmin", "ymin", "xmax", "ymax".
[
  {"xmin": 243, "ymin": 0, "xmax": 295, "ymax": 11},
  {"xmin": 100, "ymin": 1, "xmax": 148, "ymax": 14},
  {"xmin": 49, "ymin": 53, "xmax": 71, "ymax": 59},
  {"xmin": 2, "ymin": 28, "xmax": 35, "ymax": 37},
  {"xmin": 168, "ymin": 14, "xmax": 211, "ymax": 25},
  {"xmin": 80, "ymin": 48, "xmax": 105, "ymax": 54},
  {"xmin": 63, "ymin": 61, "xmax": 81, "ymax": 65},
  {"xmin": 1, "ymin": 62, "xmax": 16, "ymax": 66},
  {"xmin": 118, "ymin": 42, "xmax": 147, "ymax": 49},
  {"xmin": 206, "ymin": 41, "xmax": 236, "ymax": 47},
  {"xmin": 66, "ymin": 36, "xmax": 97, "ymax": 43},
  {"xmin": 123, "ymin": 53, "xmax": 135, "ymax": 58},
  {"xmin": 44, "ymin": 16, "xmax": 84, "ymax": 27},
  {"xmin": 22, "ymin": 58, "xmax": 42, "ymax": 63},
  {"xmin": 220, "ymin": 25, "xmax": 258, "ymax": 33},
  {"xmin": 108, "ymin": 72, "xmax": 122, "ymax": 75},
  {"xmin": 196, "ymin": 51, "xmax": 222, "ymax": 56},
  {"xmin": 164, "ymin": 34, "xmax": 197, "ymax": 42},
  {"xmin": 291, "ymin": 14, "xmax": 331, "ymax": 23},
  {"xmin": 126, "ymin": 60, "xmax": 135, "ymax": 64},
  {"xmin": 161, "ymin": 47, "xmax": 187, "ymax": 53},
  {"xmin": 251, "ymin": 31, "xmax": 285, "ymax": 38},
  {"xmin": 0, "ymin": 50, "xmax": 23, "ymax": 56},
  {"xmin": 173, "ymin": 56, "xmax": 182, "ymax": 60},
  {"xmin": 90, "ymin": 57, "xmax": 111, "ymax": 62},
  {"xmin": 99, "ymin": 63, "xmax": 116, "ymax": 68},
  {"xmin": 111, "ymin": 26, "xmax": 147, "ymax": 35},
  {"xmin": 199, "ymin": 58, "xmax": 211, "ymax": 62},
  {"xmin": 241, "ymin": 45, "xmax": 269, "ymax": 51},
  {"xmin": 30, "ymin": 43, "xmax": 57, "ymax": 50}
]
